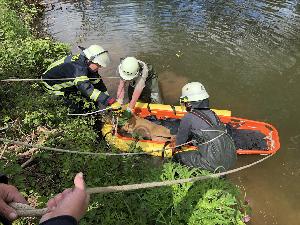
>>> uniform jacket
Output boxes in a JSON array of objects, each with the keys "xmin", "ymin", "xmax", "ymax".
[{"xmin": 42, "ymin": 54, "xmax": 114, "ymax": 106}]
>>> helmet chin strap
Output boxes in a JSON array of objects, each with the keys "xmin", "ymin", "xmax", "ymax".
[
  {"xmin": 89, "ymin": 50, "xmax": 108, "ymax": 62},
  {"xmin": 78, "ymin": 46, "xmax": 86, "ymax": 51},
  {"xmin": 78, "ymin": 45, "xmax": 101, "ymax": 63}
]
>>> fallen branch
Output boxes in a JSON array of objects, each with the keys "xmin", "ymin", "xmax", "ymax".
[
  {"xmin": 21, "ymin": 156, "xmax": 35, "ymax": 168},
  {"xmin": 0, "ymin": 144, "xmax": 8, "ymax": 159}
]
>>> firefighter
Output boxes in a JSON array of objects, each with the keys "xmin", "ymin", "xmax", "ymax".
[
  {"xmin": 116, "ymin": 57, "xmax": 162, "ymax": 119},
  {"xmin": 173, "ymin": 82, "xmax": 237, "ymax": 172},
  {"xmin": 42, "ymin": 45, "xmax": 121, "ymax": 112}
]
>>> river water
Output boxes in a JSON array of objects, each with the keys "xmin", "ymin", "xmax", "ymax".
[{"xmin": 40, "ymin": 0, "xmax": 300, "ymax": 224}]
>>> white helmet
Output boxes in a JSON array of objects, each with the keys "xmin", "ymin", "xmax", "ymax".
[
  {"xmin": 180, "ymin": 82, "xmax": 209, "ymax": 102},
  {"xmin": 83, "ymin": 45, "xmax": 110, "ymax": 67},
  {"xmin": 118, "ymin": 57, "xmax": 140, "ymax": 80}
]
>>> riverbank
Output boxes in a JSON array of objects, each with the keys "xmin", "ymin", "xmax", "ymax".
[{"xmin": 0, "ymin": 1, "xmax": 249, "ymax": 224}]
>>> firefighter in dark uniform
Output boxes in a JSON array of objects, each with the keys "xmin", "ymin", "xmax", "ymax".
[
  {"xmin": 42, "ymin": 45, "xmax": 121, "ymax": 112},
  {"xmin": 173, "ymin": 82, "xmax": 237, "ymax": 172}
]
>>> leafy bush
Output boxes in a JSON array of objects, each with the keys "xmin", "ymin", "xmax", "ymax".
[
  {"xmin": 0, "ymin": 0, "xmax": 30, "ymax": 41},
  {"xmin": 0, "ymin": 0, "xmax": 69, "ymax": 78},
  {"xmin": 0, "ymin": 37, "xmax": 70, "ymax": 79},
  {"xmin": 140, "ymin": 163, "xmax": 248, "ymax": 225}
]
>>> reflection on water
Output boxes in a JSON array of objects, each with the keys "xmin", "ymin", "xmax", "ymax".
[
  {"xmin": 41, "ymin": 0, "xmax": 300, "ymax": 224},
  {"xmin": 159, "ymin": 71, "xmax": 189, "ymax": 104}
]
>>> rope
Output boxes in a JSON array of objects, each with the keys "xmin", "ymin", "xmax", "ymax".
[
  {"xmin": 114, "ymin": 116, "xmax": 119, "ymax": 135},
  {"xmin": 194, "ymin": 132, "xmax": 225, "ymax": 147},
  {"xmin": 0, "ymin": 117, "xmax": 237, "ymax": 157},
  {"xmin": 0, "ymin": 121, "xmax": 15, "ymax": 131},
  {"xmin": 0, "ymin": 138, "xmax": 195, "ymax": 156},
  {"xmin": 0, "ymin": 77, "xmax": 119, "ymax": 82},
  {"xmin": 9, "ymin": 203, "xmax": 47, "ymax": 217},
  {"xmin": 67, "ymin": 107, "xmax": 112, "ymax": 116},
  {"xmin": 0, "ymin": 138, "xmax": 154, "ymax": 156},
  {"xmin": 9, "ymin": 154, "xmax": 274, "ymax": 217},
  {"xmin": 0, "ymin": 125, "xmax": 9, "ymax": 131},
  {"xmin": 0, "ymin": 128, "xmax": 229, "ymax": 157}
]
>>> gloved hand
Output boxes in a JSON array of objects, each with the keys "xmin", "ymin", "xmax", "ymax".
[
  {"xmin": 116, "ymin": 98, "xmax": 123, "ymax": 105},
  {"xmin": 110, "ymin": 101, "xmax": 122, "ymax": 111}
]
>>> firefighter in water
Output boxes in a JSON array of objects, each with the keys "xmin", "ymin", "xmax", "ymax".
[
  {"xmin": 173, "ymin": 82, "xmax": 237, "ymax": 172},
  {"xmin": 116, "ymin": 57, "xmax": 162, "ymax": 119},
  {"xmin": 42, "ymin": 45, "xmax": 121, "ymax": 112}
]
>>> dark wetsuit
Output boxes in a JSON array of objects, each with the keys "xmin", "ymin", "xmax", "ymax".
[{"xmin": 173, "ymin": 100, "xmax": 237, "ymax": 172}]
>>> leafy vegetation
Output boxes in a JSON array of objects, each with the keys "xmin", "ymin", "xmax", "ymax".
[{"xmin": 0, "ymin": 0, "xmax": 250, "ymax": 224}]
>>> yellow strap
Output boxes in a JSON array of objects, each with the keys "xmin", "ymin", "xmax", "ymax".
[
  {"xmin": 43, "ymin": 57, "xmax": 67, "ymax": 74},
  {"xmin": 42, "ymin": 81, "xmax": 55, "ymax": 90},
  {"xmin": 90, "ymin": 89, "xmax": 101, "ymax": 101},
  {"xmin": 43, "ymin": 85, "xmax": 64, "ymax": 96},
  {"xmin": 58, "ymin": 81, "xmax": 74, "ymax": 88},
  {"xmin": 52, "ymin": 83, "xmax": 66, "ymax": 90},
  {"xmin": 42, "ymin": 81, "xmax": 73, "ymax": 91},
  {"xmin": 71, "ymin": 54, "xmax": 80, "ymax": 61},
  {"xmin": 52, "ymin": 90, "xmax": 64, "ymax": 96},
  {"xmin": 74, "ymin": 76, "xmax": 89, "ymax": 85}
]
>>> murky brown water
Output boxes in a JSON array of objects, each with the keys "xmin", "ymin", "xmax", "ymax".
[{"xmin": 41, "ymin": 0, "xmax": 300, "ymax": 224}]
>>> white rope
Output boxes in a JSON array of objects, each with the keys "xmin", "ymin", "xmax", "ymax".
[
  {"xmin": 195, "ymin": 132, "xmax": 225, "ymax": 147},
  {"xmin": 0, "ymin": 138, "xmax": 194, "ymax": 156},
  {"xmin": 67, "ymin": 107, "xmax": 112, "ymax": 116},
  {"xmin": 0, "ymin": 126, "xmax": 229, "ymax": 157},
  {"xmin": 0, "ymin": 125, "xmax": 9, "ymax": 131},
  {"xmin": 0, "ymin": 138, "xmax": 150, "ymax": 156},
  {"xmin": 1, "ymin": 77, "xmax": 119, "ymax": 82},
  {"xmin": 200, "ymin": 129, "xmax": 225, "ymax": 132},
  {"xmin": 152, "ymin": 131, "xmax": 226, "ymax": 153},
  {"xmin": 114, "ymin": 116, "xmax": 119, "ymax": 135}
]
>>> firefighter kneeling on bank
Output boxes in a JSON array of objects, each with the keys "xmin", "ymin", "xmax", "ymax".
[{"xmin": 41, "ymin": 45, "xmax": 121, "ymax": 113}]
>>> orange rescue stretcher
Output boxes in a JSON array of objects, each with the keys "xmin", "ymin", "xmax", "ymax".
[{"xmin": 101, "ymin": 102, "xmax": 280, "ymax": 157}]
